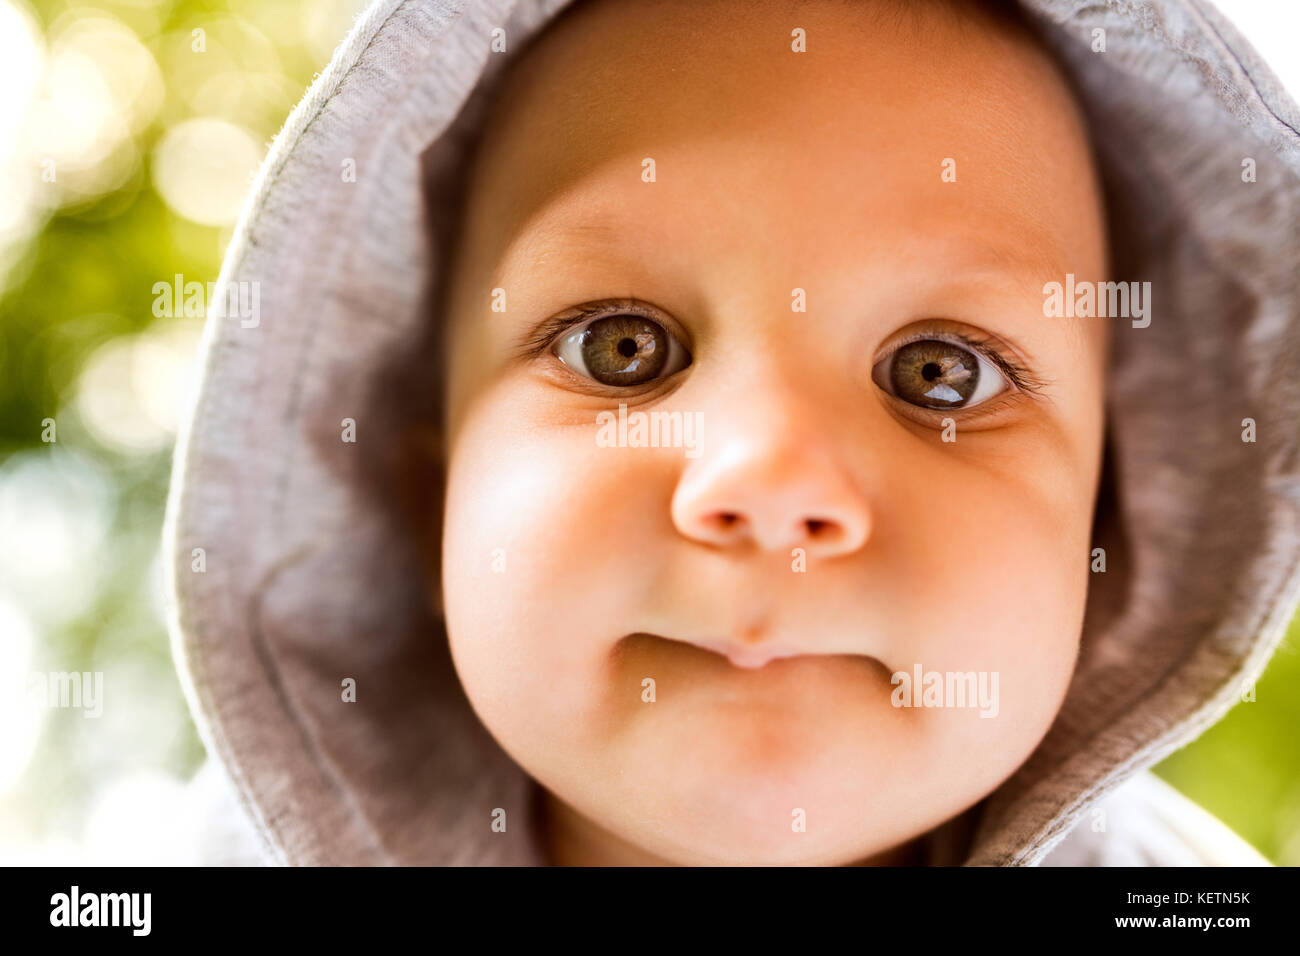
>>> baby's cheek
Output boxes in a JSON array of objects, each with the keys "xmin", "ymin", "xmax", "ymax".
[
  {"xmin": 883, "ymin": 438, "xmax": 1092, "ymax": 782},
  {"xmin": 440, "ymin": 394, "xmax": 674, "ymax": 766}
]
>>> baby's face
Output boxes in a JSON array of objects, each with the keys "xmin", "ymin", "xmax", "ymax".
[{"xmin": 436, "ymin": 0, "xmax": 1109, "ymax": 865}]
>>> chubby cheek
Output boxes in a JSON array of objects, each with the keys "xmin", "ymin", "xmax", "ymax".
[
  {"xmin": 880, "ymin": 434, "xmax": 1093, "ymax": 796},
  {"xmin": 440, "ymin": 384, "xmax": 673, "ymax": 780}
]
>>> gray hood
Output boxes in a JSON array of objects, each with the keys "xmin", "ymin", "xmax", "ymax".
[{"xmin": 163, "ymin": 0, "xmax": 1300, "ymax": 865}]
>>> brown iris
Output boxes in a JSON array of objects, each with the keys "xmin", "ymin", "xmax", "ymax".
[
  {"xmin": 574, "ymin": 315, "xmax": 669, "ymax": 386},
  {"xmin": 889, "ymin": 340, "xmax": 979, "ymax": 408}
]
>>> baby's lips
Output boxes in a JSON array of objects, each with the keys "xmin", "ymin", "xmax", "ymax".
[
  {"xmin": 634, "ymin": 629, "xmax": 884, "ymax": 670},
  {"xmin": 678, "ymin": 635, "xmax": 818, "ymax": 669}
]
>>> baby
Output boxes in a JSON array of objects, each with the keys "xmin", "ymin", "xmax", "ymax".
[
  {"xmin": 169, "ymin": 0, "xmax": 1292, "ymax": 868},
  {"xmin": 429, "ymin": 0, "xmax": 1109, "ymax": 865}
]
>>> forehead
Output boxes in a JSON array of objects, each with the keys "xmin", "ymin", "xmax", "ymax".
[{"xmin": 460, "ymin": 0, "xmax": 1105, "ymax": 297}]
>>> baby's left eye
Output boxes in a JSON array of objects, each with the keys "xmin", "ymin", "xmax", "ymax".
[{"xmin": 871, "ymin": 339, "xmax": 1009, "ymax": 410}]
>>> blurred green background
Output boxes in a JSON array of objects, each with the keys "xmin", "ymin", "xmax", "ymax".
[
  {"xmin": 0, "ymin": 0, "xmax": 367, "ymax": 863},
  {"xmin": 0, "ymin": 0, "xmax": 1297, "ymax": 864}
]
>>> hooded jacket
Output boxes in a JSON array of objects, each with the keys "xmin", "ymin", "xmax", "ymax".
[{"xmin": 163, "ymin": 0, "xmax": 1300, "ymax": 866}]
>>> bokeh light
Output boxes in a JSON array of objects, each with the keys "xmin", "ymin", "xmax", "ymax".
[
  {"xmin": 0, "ymin": 597, "xmax": 41, "ymax": 796},
  {"xmin": 152, "ymin": 118, "xmax": 262, "ymax": 226}
]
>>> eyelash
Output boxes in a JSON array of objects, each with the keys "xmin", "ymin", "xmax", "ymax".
[
  {"xmin": 516, "ymin": 299, "xmax": 1046, "ymax": 398},
  {"xmin": 514, "ymin": 299, "xmax": 667, "ymax": 362},
  {"xmin": 881, "ymin": 327, "xmax": 1046, "ymax": 396}
]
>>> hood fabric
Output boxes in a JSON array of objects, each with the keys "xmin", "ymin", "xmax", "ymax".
[{"xmin": 163, "ymin": 0, "xmax": 1300, "ymax": 866}]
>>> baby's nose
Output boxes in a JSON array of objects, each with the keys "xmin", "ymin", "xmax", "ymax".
[{"xmin": 670, "ymin": 435, "xmax": 871, "ymax": 558}]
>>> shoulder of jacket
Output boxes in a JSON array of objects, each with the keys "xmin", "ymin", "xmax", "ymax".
[{"xmin": 1037, "ymin": 770, "xmax": 1272, "ymax": 867}]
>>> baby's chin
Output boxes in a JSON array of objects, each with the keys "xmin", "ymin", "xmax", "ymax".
[
  {"xmin": 593, "ymin": 719, "xmax": 938, "ymax": 866},
  {"xmin": 579, "ymin": 633, "xmax": 943, "ymax": 864}
]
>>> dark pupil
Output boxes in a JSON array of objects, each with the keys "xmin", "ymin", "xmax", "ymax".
[
  {"xmin": 580, "ymin": 315, "xmax": 670, "ymax": 386},
  {"xmin": 890, "ymin": 341, "xmax": 979, "ymax": 408}
]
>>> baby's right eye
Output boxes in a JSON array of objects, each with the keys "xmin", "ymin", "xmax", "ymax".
[{"xmin": 553, "ymin": 313, "xmax": 693, "ymax": 387}]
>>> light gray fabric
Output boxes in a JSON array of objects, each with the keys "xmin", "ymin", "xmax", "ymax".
[{"xmin": 164, "ymin": 0, "xmax": 1300, "ymax": 866}]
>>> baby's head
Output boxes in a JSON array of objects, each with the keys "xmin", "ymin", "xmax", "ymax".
[{"xmin": 426, "ymin": 0, "xmax": 1110, "ymax": 864}]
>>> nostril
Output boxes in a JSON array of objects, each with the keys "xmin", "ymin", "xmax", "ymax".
[
  {"xmin": 806, "ymin": 518, "xmax": 835, "ymax": 538},
  {"xmin": 703, "ymin": 511, "xmax": 743, "ymax": 534}
]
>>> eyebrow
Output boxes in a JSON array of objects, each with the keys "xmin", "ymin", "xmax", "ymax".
[
  {"xmin": 490, "ymin": 201, "xmax": 633, "ymax": 288},
  {"xmin": 926, "ymin": 236, "xmax": 1095, "ymax": 335},
  {"xmin": 892, "ymin": 220, "xmax": 1073, "ymax": 280},
  {"xmin": 493, "ymin": 205, "xmax": 1091, "ymax": 347}
]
